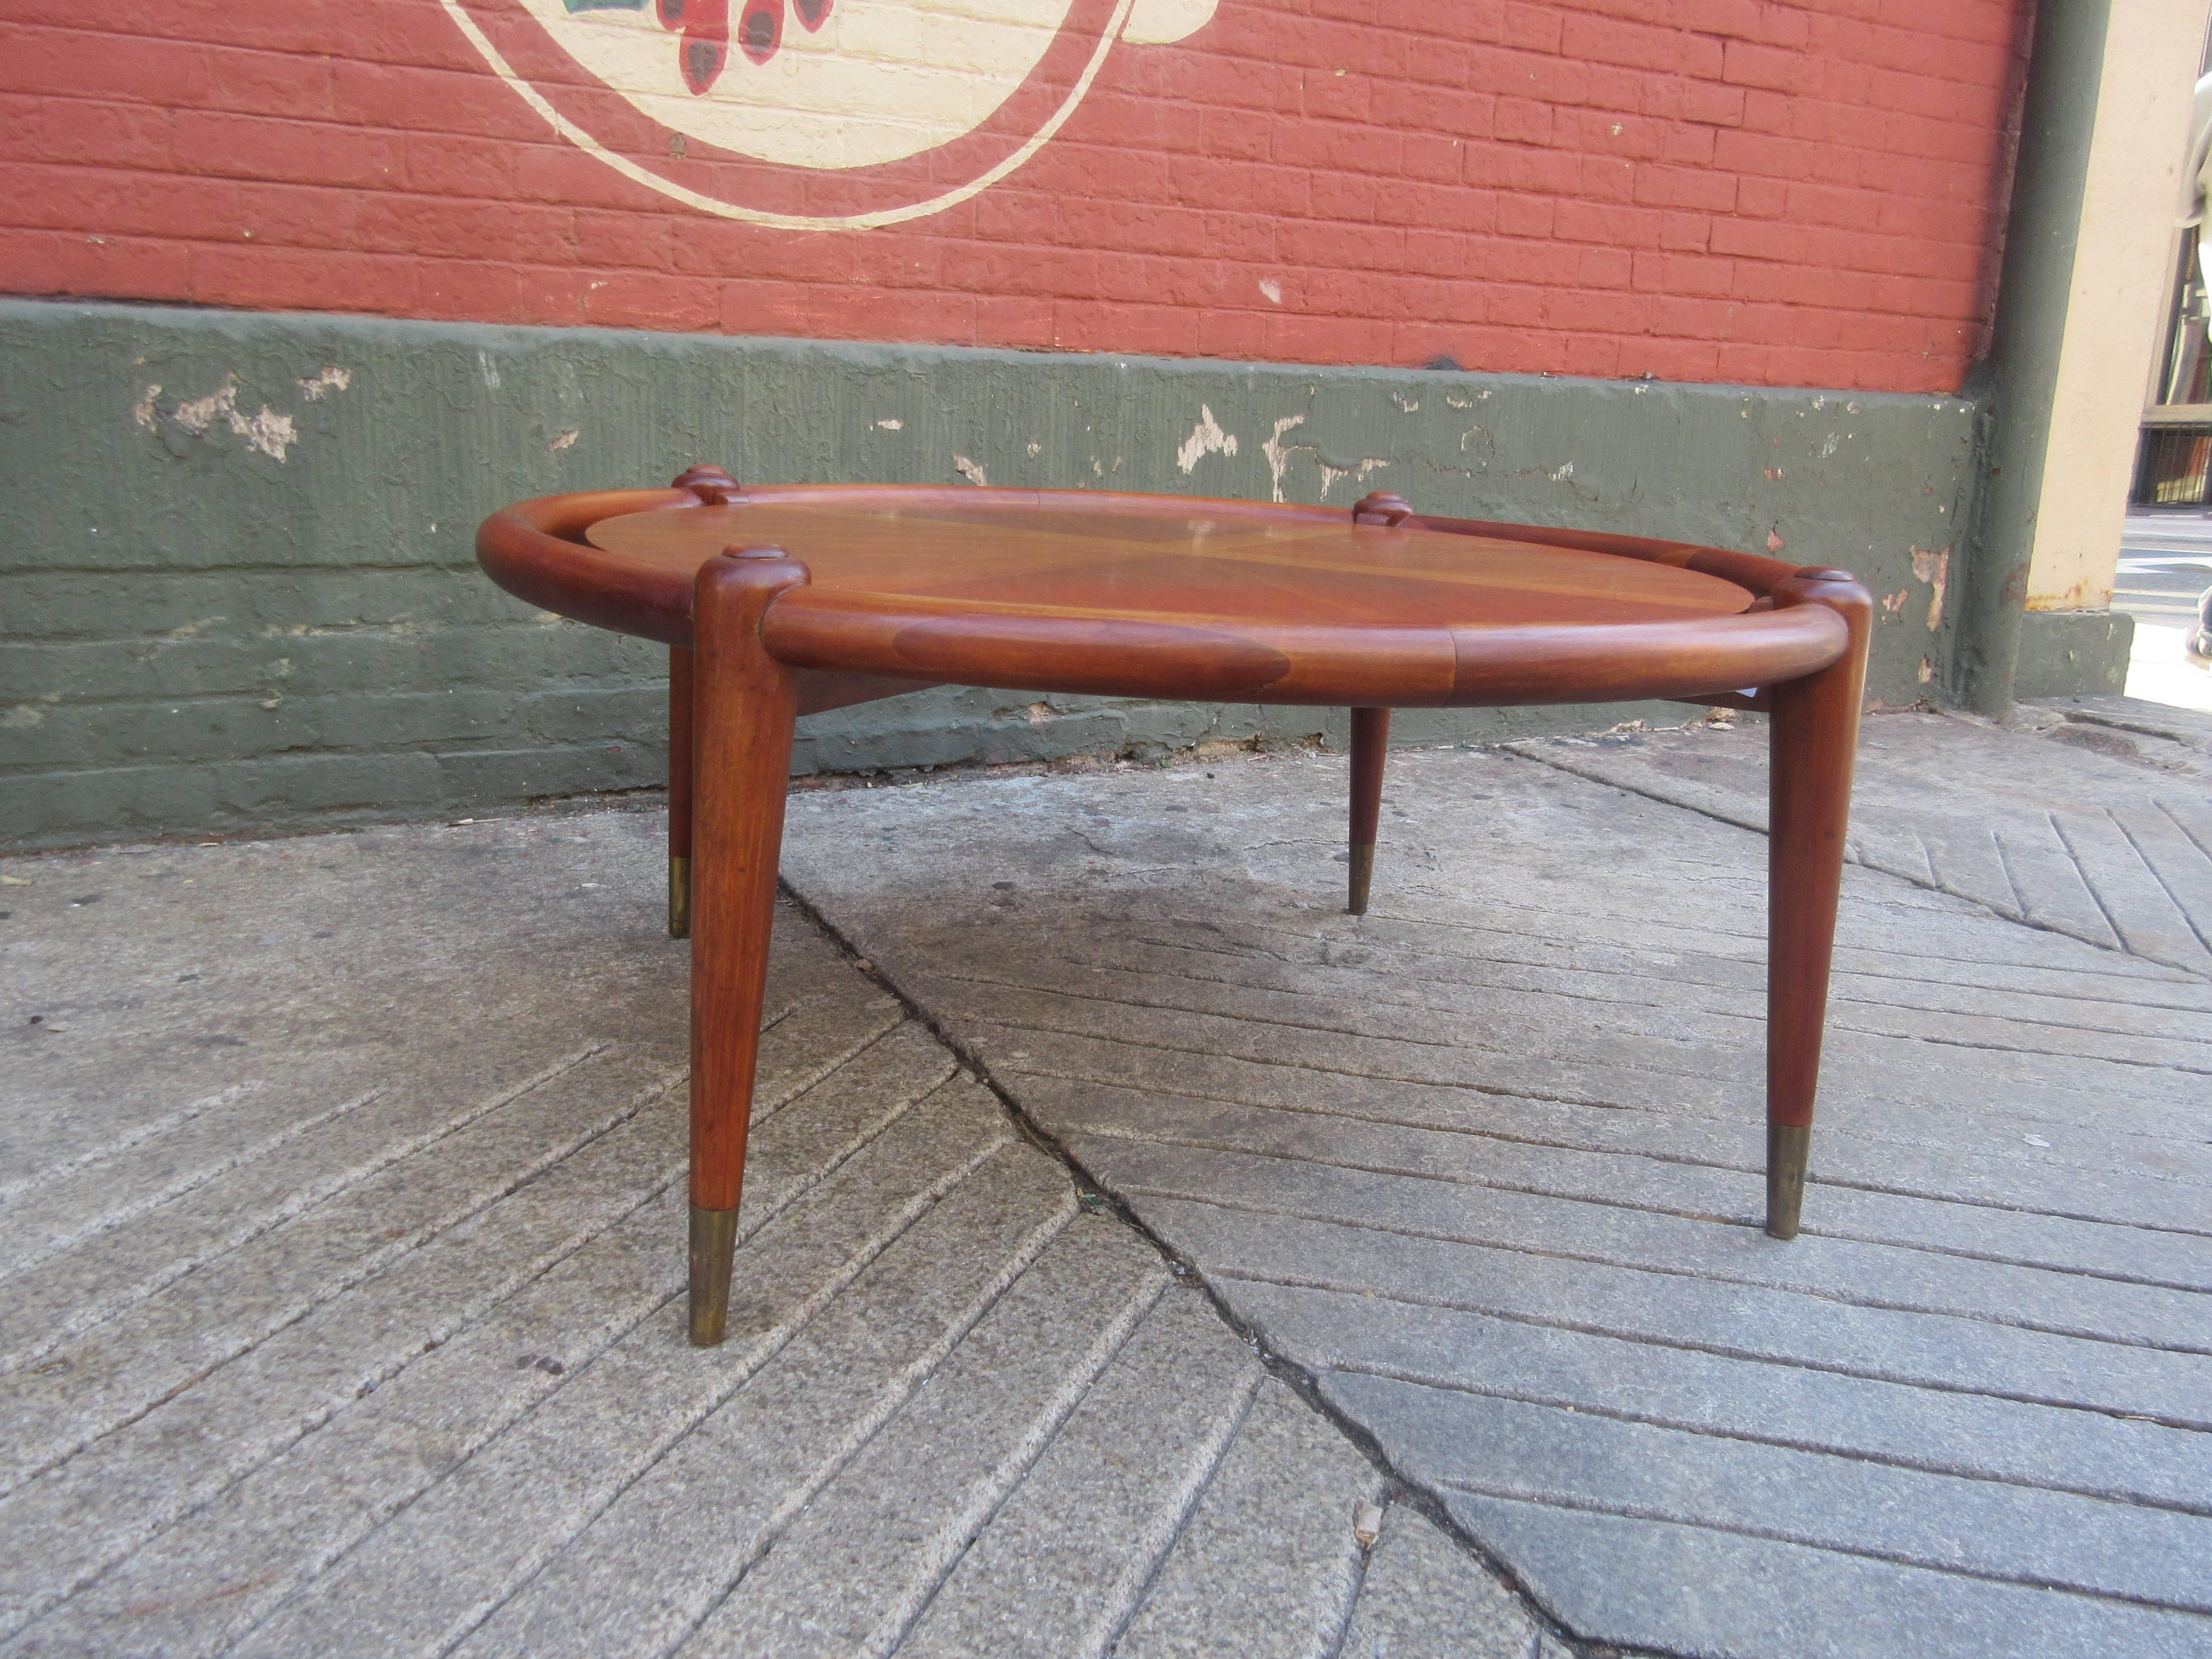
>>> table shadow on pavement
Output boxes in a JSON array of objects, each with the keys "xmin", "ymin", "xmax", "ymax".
[{"xmin": 780, "ymin": 732, "xmax": 2212, "ymax": 1659}]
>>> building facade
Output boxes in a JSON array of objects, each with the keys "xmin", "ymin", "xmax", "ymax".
[{"xmin": 0, "ymin": 0, "xmax": 2190, "ymax": 846}]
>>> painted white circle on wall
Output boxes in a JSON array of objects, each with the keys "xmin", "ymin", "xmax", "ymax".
[{"xmin": 444, "ymin": 0, "xmax": 1216, "ymax": 226}]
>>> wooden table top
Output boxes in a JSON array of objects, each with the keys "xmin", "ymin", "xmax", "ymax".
[
  {"xmin": 583, "ymin": 495, "xmax": 1755, "ymax": 631},
  {"xmin": 479, "ymin": 483, "xmax": 1856, "ymax": 709}
]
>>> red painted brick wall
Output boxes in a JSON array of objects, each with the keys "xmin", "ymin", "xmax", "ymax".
[{"xmin": 0, "ymin": 0, "xmax": 2024, "ymax": 393}]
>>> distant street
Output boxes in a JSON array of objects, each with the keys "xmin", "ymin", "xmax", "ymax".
[{"xmin": 2115, "ymin": 510, "xmax": 2212, "ymax": 710}]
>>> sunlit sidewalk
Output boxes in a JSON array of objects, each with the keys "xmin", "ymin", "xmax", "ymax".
[{"xmin": 4, "ymin": 707, "xmax": 2208, "ymax": 1658}]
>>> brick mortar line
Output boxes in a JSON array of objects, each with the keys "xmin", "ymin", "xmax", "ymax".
[
  {"xmin": 4, "ymin": 173, "xmax": 1998, "ymax": 225},
  {"xmin": 0, "ymin": 249, "xmax": 2009, "ymax": 297},
  {"xmin": 0, "ymin": 87, "xmax": 2006, "ymax": 132},
  {"xmin": 0, "ymin": 746, "xmax": 672, "ymax": 788},
  {"xmin": 0, "ymin": 119, "xmax": 2016, "ymax": 174}
]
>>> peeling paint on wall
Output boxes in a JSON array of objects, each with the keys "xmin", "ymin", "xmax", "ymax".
[
  {"xmin": 1911, "ymin": 545, "xmax": 1951, "ymax": 632},
  {"xmin": 1256, "ymin": 409, "xmax": 1387, "ymax": 502},
  {"xmin": 1318, "ymin": 455, "xmax": 1389, "ymax": 500},
  {"xmin": 148, "ymin": 374, "xmax": 301, "ymax": 462},
  {"xmin": 296, "ymin": 366, "xmax": 353, "ymax": 400},
  {"xmin": 1174, "ymin": 405, "xmax": 1238, "ymax": 474},
  {"xmin": 1261, "ymin": 414, "xmax": 1305, "ymax": 503}
]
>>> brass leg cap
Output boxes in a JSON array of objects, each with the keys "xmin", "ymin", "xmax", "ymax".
[
  {"xmin": 688, "ymin": 1204, "xmax": 738, "ymax": 1346},
  {"xmin": 669, "ymin": 854, "xmax": 691, "ymax": 940},
  {"xmin": 1347, "ymin": 843, "xmax": 1376, "ymax": 916},
  {"xmin": 1766, "ymin": 1123, "xmax": 1810, "ymax": 1240}
]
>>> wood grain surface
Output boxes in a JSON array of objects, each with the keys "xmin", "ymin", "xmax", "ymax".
[
  {"xmin": 584, "ymin": 497, "xmax": 1755, "ymax": 628},
  {"xmin": 478, "ymin": 485, "xmax": 1851, "ymax": 711}
]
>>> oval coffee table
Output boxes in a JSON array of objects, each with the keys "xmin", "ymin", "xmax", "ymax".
[{"xmin": 480, "ymin": 467, "xmax": 1870, "ymax": 1346}]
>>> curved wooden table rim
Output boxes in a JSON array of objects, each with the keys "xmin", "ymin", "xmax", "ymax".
[{"xmin": 480, "ymin": 466, "xmax": 1872, "ymax": 1346}]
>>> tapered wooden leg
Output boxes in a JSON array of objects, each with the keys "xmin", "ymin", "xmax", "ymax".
[
  {"xmin": 668, "ymin": 645, "xmax": 695, "ymax": 940},
  {"xmin": 1348, "ymin": 707, "xmax": 1390, "ymax": 914},
  {"xmin": 688, "ymin": 547, "xmax": 808, "ymax": 1345},
  {"xmin": 1765, "ymin": 569, "xmax": 1871, "ymax": 1240}
]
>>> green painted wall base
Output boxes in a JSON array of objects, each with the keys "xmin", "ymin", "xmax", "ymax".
[
  {"xmin": 2013, "ymin": 609, "xmax": 2134, "ymax": 700},
  {"xmin": 1, "ymin": 299, "xmax": 2013, "ymax": 849}
]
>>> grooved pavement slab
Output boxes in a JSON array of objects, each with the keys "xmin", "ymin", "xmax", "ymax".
[
  {"xmin": 0, "ymin": 811, "xmax": 1538, "ymax": 1659},
  {"xmin": 1509, "ymin": 702, "xmax": 2212, "ymax": 975},
  {"xmin": 777, "ymin": 722, "xmax": 2212, "ymax": 1659}
]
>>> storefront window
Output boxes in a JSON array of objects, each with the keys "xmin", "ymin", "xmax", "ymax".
[
  {"xmin": 2134, "ymin": 33, "xmax": 2212, "ymax": 506},
  {"xmin": 2160, "ymin": 227, "xmax": 2212, "ymax": 408}
]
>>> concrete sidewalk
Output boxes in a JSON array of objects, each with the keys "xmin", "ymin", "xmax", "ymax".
[
  {"xmin": 0, "ymin": 806, "xmax": 1543, "ymax": 1659},
  {"xmin": 779, "ymin": 706, "xmax": 2212, "ymax": 1659},
  {"xmin": 4, "ymin": 705, "xmax": 2208, "ymax": 1657}
]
